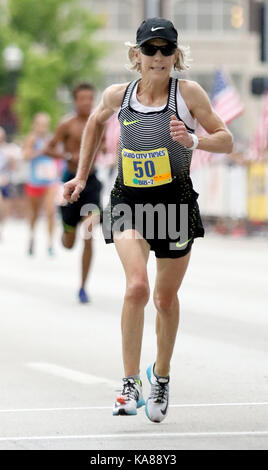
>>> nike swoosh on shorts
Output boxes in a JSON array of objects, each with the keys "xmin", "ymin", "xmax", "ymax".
[{"xmin": 176, "ymin": 238, "xmax": 192, "ymax": 248}]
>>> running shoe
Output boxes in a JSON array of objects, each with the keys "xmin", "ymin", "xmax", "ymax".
[
  {"xmin": 145, "ymin": 363, "xmax": 169, "ymax": 423},
  {"xmin": 78, "ymin": 287, "xmax": 90, "ymax": 303},
  {"xmin": 48, "ymin": 246, "xmax": 55, "ymax": 257},
  {"xmin": 28, "ymin": 239, "xmax": 34, "ymax": 256},
  {"xmin": 113, "ymin": 377, "xmax": 145, "ymax": 416}
]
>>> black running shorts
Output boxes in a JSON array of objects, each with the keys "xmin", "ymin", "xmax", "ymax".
[
  {"xmin": 60, "ymin": 171, "xmax": 102, "ymax": 231},
  {"xmin": 103, "ymin": 175, "xmax": 204, "ymax": 259}
]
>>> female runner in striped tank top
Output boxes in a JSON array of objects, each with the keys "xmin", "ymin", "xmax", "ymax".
[{"xmin": 64, "ymin": 18, "xmax": 233, "ymax": 423}]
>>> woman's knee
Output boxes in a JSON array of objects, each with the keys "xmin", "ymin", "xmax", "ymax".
[
  {"xmin": 46, "ymin": 211, "xmax": 55, "ymax": 222},
  {"xmin": 125, "ymin": 278, "xmax": 150, "ymax": 306},
  {"xmin": 154, "ymin": 291, "xmax": 178, "ymax": 316},
  {"xmin": 29, "ymin": 202, "xmax": 39, "ymax": 219}
]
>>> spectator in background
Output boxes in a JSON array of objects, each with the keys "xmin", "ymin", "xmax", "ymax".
[
  {"xmin": 0, "ymin": 126, "xmax": 21, "ymax": 239},
  {"xmin": 23, "ymin": 113, "xmax": 58, "ymax": 256}
]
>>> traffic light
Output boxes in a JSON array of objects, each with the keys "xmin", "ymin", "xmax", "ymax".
[
  {"xmin": 251, "ymin": 76, "xmax": 268, "ymax": 95},
  {"xmin": 231, "ymin": 5, "xmax": 244, "ymax": 29}
]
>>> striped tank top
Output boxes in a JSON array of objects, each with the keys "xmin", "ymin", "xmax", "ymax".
[{"xmin": 117, "ymin": 77, "xmax": 195, "ymax": 191}]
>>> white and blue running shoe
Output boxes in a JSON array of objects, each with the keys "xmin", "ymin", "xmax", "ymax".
[
  {"xmin": 145, "ymin": 363, "xmax": 169, "ymax": 423},
  {"xmin": 113, "ymin": 377, "xmax": 145, "ymax": 416}
]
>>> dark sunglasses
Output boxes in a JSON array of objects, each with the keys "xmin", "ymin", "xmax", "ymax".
[{"xmin": 140, "ymin": 43, "xmax": 177, "ymax": 57}]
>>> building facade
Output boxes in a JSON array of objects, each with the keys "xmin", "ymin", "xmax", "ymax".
[{"xmin": 86, "ymin": 0, "xmax": 267, "ymax": 145}]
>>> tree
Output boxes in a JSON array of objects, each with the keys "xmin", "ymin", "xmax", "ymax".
[{"xmin": 0, "ymin": 0, "xmax": 106, "ymax": 133}]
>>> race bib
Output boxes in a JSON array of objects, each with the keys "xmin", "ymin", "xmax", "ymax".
[
  {"xmin": 35, "ymin": 162, "xmax": 57, "ymax": 181},
  {"xmin": 122, "ymin": 147, "xmax": 172, "ymax": 188}
]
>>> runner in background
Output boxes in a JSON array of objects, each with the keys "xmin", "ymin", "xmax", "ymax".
[
  {"xmin": 45, "ymin": 83, "xmax": 102, "ymax": 304},
  {"xmin": 23, "ymin": 113, "xmax": 58, "ymax": 256},
  {"xmin": 0, "ymin": 126, "xmax": 22, "ymax": 239}
]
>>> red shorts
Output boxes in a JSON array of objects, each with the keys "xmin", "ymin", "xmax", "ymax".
[{"xmin": 24, "ymin": 184, "xmax": 49, "ymax": 198}]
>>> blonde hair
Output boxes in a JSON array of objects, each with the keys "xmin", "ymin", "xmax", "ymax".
[
  {"xmin": 33, "ymin": 112, "xmax": 50, "ymax": 123},
  {"xmin": 32, "ymin": 112, "xmax": 51, "ymax": 133},
  {"xmin": 125, "ymin": 42, "xmax": 192, "ymax": 73}
]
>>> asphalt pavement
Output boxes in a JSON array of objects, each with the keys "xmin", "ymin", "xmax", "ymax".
[{"xmin": 0, "ymin": 218, "xmax": 267, "ymax": 450}]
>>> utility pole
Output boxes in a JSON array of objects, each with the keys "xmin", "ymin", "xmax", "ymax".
[
  {"xmin": 261, "ymin": 1, "xmax": 268, "ymax": 61},
  {"xmin": 251, "ymin": 1, "xmax": 268, "ymax": 94},
  {"xmin": 143, "ymin": 0, "xmax": 163, "ymax": 18}
]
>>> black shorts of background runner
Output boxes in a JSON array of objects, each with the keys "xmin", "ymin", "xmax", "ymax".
[
  {"xmin": 60, "ymin": 170, "xmax": 102, "ymax": 231},
  {"xmin": 103, "ymin": 174, "xmax": 204, "ymax": 259}
]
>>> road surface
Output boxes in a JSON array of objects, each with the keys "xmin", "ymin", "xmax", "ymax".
[{"xmin": 0, "ymin": 219, "xmax": 267, "ymax": 450}]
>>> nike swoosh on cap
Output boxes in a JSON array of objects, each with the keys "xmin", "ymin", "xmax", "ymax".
[
  {"xmin": 151, "ymin": 27, "xmax": 165, "ymax": 32},
  {"xmin": 123, "ymin": 119, "xmax": 141, "ymax": 126}
]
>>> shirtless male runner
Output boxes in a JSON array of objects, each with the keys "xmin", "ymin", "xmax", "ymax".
[{"xmin": 46, "ymin": 83, "xmax": 102, "ymax": 303}]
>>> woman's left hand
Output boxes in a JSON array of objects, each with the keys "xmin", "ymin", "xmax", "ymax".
[{"xmin": 170, "ymin": 115, "xmax": 193, "ymax": 148}]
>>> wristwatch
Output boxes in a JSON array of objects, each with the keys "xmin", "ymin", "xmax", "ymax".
[{"xmin": 186, "ymin": 134, "xmax": 199, "ymax": 150}]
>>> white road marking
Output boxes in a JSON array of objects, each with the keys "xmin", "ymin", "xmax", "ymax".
[
  {"xmin": 26, "ymin": 362, "xmax": 120, "ymax": 388},
  {"xmin": 0, "ymin": 402, "xmax": 268, "ymax": 413},
  {"xmin": 0, "ymin": 431, "xmax": 268, "ymax": 442}
]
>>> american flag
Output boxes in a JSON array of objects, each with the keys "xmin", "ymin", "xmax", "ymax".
[
  {"xmin": 210, "ymin": 69, "xmax": 244, "ymax": 124},
  {"xmin": 247, "ymin": 92, "xmax": 268, "ymax": 161},
  {"xmin": 191, "ymin": 69, "xmax": 244, "ymax": 171}
]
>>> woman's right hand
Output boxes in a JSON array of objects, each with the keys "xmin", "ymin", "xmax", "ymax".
[{"xmin": 63, "ymin": 177, "xmax": 86, "ymax": 203}]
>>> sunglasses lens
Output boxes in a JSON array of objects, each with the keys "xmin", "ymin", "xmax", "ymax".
[
  {"xmin": 141, "ymin": 45, "xmax": 157, "ymax": 56},
  {"xmin": 140, "ymin": 44, "xmax": 176, "ymax": 56},
  {"xmin": 161, "ymin": 45, "xmax": 176, "ymax": 56}
]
